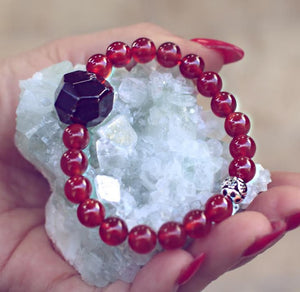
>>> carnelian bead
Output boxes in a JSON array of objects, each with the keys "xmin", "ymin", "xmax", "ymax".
[
  {"xmin": 197, "ymin": 71, "xmax": 222, "ymax": 97},
  {"xmin": 179, "ymin": 54, "xmax": 204, "ymax": 79},
  {"xmin": 77, "ymin": 199, "xmax": 105, "ymax": 227},
  {"xmin": 106, "ymin": 41, "xmax": 131, "ymax": 68},
  {"xmin": 64, "ymin": 175, "xmax": 92, "ymax": 204},
  {"xmin": 131, "ymin": 37, "xmax": 156, "ymax": 63},
  {"xmin": 60, "ymin": 150, "xmax": 88, "ymax": 176},
  {"xmin": 99, "ymin": 217, "xmax": 128, "ymax": 246},
  {"xmin": 86, "ymin": 54, "xmax": 112, "ymax": 79},
  {"xmin": 158, "ymin": 221, "xmax": 186, "ymax": 250},
  {"xmin": 211, "ymin": 92, "xmax": 237, "ymax": 117},
  {"xmin": 128, "ymin": 225, "xmax": 157, "ymax": 254},
  {"xmin": 230, "ymin": 134, "xmax": 256, "ymax": 158},
  {"xmin": 156, "ymin": 42, "xmax": 182, "ymax": 68},
  {"xmin": 204, "ymin": 194, "xmax": 233, "ymax": 223},
  {"xmin": 225, "ymin": 112, "xmax": 250, "ymax": 137},
  {"xmin": 183, "ymin": 209, "xmax": 211, "ymax": 238},
  {"xmin": 63, "ymin": 124, "xmax": 90, "ymax": 150},
  {"xmin": 229, "ymin": 157, "xmax": 256, "ymax": 183}
]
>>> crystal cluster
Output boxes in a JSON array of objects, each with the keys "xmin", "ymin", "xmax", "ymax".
[{"xmin": 15, "ymin": 61, "xmax": 271, "ymax": 287}]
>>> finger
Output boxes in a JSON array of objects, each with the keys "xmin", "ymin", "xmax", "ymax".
[
  {"xmin": 130, "ymin": 249, "xmax": 194, "ymax": 292},
  {"xmin": 47, "ymin": 23, "xmax": 224, "ymax": 72},
  {"xmin": 269, "ymin": 171, "xmax": 300, "ymax": 188},
  {"xmin": 179, "ymin": 211, "xmax": 274, "ymax": 291}
]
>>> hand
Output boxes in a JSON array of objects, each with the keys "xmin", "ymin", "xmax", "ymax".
[{"xmin": 0, "ymin": 23, "xmax": 299, "ymax": 292}]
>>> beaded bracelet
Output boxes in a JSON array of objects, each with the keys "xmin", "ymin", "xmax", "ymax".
[{"xmin": 54, "ymin": 37, "xmax": 256, "ymax": 254}]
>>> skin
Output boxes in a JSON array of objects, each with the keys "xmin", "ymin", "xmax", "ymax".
[{"xmin": 0, "ymin": 23, "xmax": 299, "ymax": 292}]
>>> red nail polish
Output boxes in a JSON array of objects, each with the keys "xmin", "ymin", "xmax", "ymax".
[
  {"xmin": 285, "ymin": 212, "xmax": 300, "ymax": 231},
  {"xmin": 191, "ymin": 38, "xmax": 244, "ymax": 64},
  {"xmin": 242, "ymin": 221, "xmax": 286, "ymax": 257},
  {"xmin": 175, "ymin": 253, "xmax": 205, "ymax": 286}
]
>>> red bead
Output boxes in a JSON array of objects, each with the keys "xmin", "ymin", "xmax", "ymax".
[
  {"xmin": 197, "ymin": 71, "xmax": 222, "ymax": 97},
  {"xmin": 60, "ymin": 150, "xmax": 88, "ymax": 176},
  {"xmin": 131, "ymin": 37, "xmax": 156, "ymax": 63},
  {"xmin": 106, "ymin": 41, "xmax": 131, "ymax": 68},
  {"xmin": 99, "ymin": 217, "xmax": 128, "ymax": 246},
  {"xmin": 230, "ymin": 134, "xmax": 256, "ymax": 158},
  {"xmin": 204, "ymin": 194, "xmax": 233, "ymax": 223},
  {"xmin": 211, "ymin": 91, "xmax": 237, "ymax": 117},
  {"xmin": 179, "ymin": 54, "xmax": 204, "ymax": 79},
  {"xmin": 128, "ymin": 225, "xmax": 157, "ymax": 254},
  {"xmin": 86, "ymin": 54, "xmax": 112, "ymax": 79},
  {"xmin": 225, "ymin": 112, "xmax": 250, "ymax": 137},
  {"xmin": 229, "ymin": 157, "xmax": 256, "ymax": 183},
  {"xmin": 64, "ymin": 175, "xmax": 92, "ymax": 204},
  {"xmin": 158, "ymin": 221, "xmax": 186, "ymax": 250},
  {"xmin": 77, "ymin": 199, "xmax": 105, "ymax": 227},
  {"xmin": 183, "ymin": 209, "xmax": 212, "ymax": 238},
  {"xmin": 156, "ymin": 42, "xmax": 182, "ymax": 68},
  {"xmin": 63, "ymin": 124, "xmax": 89, "ymax": 150}
]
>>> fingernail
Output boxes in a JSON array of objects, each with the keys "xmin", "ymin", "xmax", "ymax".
[
  {"xmin": 191, "ymin": 38, "xmax": 244, "ymax": 64},
  {"xmin": 285, "ymin": 212, "xmax": 300, "ymax": 231},
  {"xmin": 242, "ymin": 220, "xmax": 286, "ymax": 257},
  {"xmin": 175, "ymin": 252, "xmax": 205, "ymax": 287}
]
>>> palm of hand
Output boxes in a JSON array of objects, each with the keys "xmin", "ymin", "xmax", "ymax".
[{"xmin": 0, "ymin": 24, "xmax": 299, "ymax": 292}]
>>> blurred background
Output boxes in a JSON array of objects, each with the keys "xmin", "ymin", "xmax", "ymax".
[{"xmin": 1, "ymin": 0, "xmax": 300, "ymax": 290}]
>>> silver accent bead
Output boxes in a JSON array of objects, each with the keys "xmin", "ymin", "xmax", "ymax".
[{"xmin": 221, "ymin": 176, "xmax": 247, "ymax": 204}]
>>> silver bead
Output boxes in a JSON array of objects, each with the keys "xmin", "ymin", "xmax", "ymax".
[{"xmin": 221, "ymin": 176, "xmax": 247, "ymax": 204}]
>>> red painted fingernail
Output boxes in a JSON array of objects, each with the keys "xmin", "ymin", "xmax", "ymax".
[
  {"xmin": 285, "ymin": 212, "xmax": 300, "ymax": 231},
  {"xmin": 242, "ymin": 220, "xmax": 286, "ymax": 257},
  {"xmin": 191, "ymin": 38, "xmax": 244, "ymax": 64},
  {"xmin": 175, "ymin": 252, "xmax": 205, "ymax": 286}
]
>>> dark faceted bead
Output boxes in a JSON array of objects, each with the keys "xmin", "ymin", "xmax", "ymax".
[
  {"xmin": 229, "ymin": 134, "xmax": 256, "ymax": 158},
  {"xmin": 158, "ymin": 221, "xmax": 186, "ymax": 250},
  {"xmin": 60, "ymin": 149, "xmax": 88, "ymax": 176},
  {"xmin": 225, "ymin": 112, "xmax": 250, "ymax": 137},
  {"xmin": 128, "ymin": 225, "xmax": 157, "ymax": 254},
  {"xmin": 211, "ymin": 91, "xmax": 237, "ymax": 117},
  {"xmin": 183, "ymin": 209, "xmax": 211, "ymax": 238},
  {"xmin": 55, "ymin": 70, "xmax": 114, "ymax": 127},
  {"xmin": 229, "ymin": 157, "xmax": 256, "ymax": 183},
  {"xmin": 63, "ymin": 124, "xmax": 89, "ymax": 150},
  {"xmin": 197, "ymin": 71, "xmax": 222, "ymax": 97},
  {"xmin": 156, "ymin": 42, "xmax": 182, "ymax": 68},
  {"xmin": 131, "ymin": 37, "xmax": 156, "ymax": 63},
  {"xmin": 204, "ymin": 194, "xmax": 233, "ymax": 223},
  {"xmin": 77, "ymin": 198, "xmax": 105, "ymax": 227},
  {"xmin": 99, "ymin": 217, "xmax": 128, "ymax": 246},
  {"xmin": 64, "ymin": 175, "xmax": 92, "ymax": 204},
  {"xmin": 106, "ymin": 41, "xmax": 131, "ymax": 68},
  {"xmin": 86, "ymin": 54, "xmax": 112, "ymax": 79},
  {"xmin": 179, "ymin": 54, "xmax": 204, "ymax": 79}
]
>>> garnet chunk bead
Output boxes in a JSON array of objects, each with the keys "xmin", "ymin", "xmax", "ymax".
[
  {"xmin": 211, "ymin": 92, "xmax": 237, "ymax": 117},
  {"xmin": 204, "ymin": 194, "xmax": 233, "ymax": 223},
  {"xmin": 183, "ymin": 209, "xmax": 211, "ymax": 238},
  {"xmin": 225, "ymin": 112, "xmax": 250, "ymax": 137},
  {"xmin": 230, "ymin": 134, "xmax": 256, "ymax": 158},
  {"xmin": 197, "ymin": 71, "xmax": 222, "ymax": 97},
  {"xmin": 99, "ymin": 217, "xmax": 128, "ymax": 246},
  {"xmin": 128, "ymin": 225, "xmax": 157, "ymax": 254},
  {"xmin": 229, "ymin": 157, "xmax": 256, "ymax": 183},
  {"xmin": 156, "ymin": 42, "xmax": 182, "ymax": 68},
  {"xmin": 179, "ymin": 54, "xmax": 204, "ymax": 79},
  {"xmin": 106, "ymin": 41, "xmax": 131, "ymax": 68},
  {"xmin": 131, "ymin": 37, "xmax": 156, "ymax": 63},
  {"xmin": 60, "ymin": 149, "xmax": 88, "ymax": 176},
  {"xmin": 63, "ymin": 124, "xmax": 89, "ymax": 150},
  {"xmin": 64, "ymin": 175, "xmax": 92, "ymax": 204},
  {"xmin": 158, "ymin": 221, "xmax": 186, "ymax": 250},
  {"xmin": 86, "ymin": 54, "xmax": 112, "ymax": 79},
  {"xmin": 77, "ymin": 199, "xmax": 105, "ymax": 227}
]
